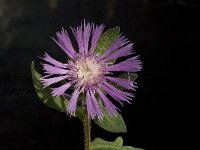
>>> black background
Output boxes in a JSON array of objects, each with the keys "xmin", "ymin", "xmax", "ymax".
[{"xmin": 0, "ymin": 0, "xmax": 199, "ymax": 149}]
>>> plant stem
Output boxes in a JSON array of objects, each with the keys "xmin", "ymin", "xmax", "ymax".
[{"xmin": 84, "ymin": 110, "xmax": 91, "ymax": 150}]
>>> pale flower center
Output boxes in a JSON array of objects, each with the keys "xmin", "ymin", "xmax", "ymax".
[{"xmin": 76, "ymin": 57, "xmax": 101, "ymax": 85}]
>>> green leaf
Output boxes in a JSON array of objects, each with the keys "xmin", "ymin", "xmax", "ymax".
[
  {"xmin": 119, "ymin": 73, "xmax": 138, "ymax": 81},
  {"xmin": 31, "ymin": 61, "xmax": 85, "ymax": 121},
  {"xmin": 92, "ymin": 137, "xmax": 144, "ymax": 150},
  {"xmin": 95, "ymin": 27, "xmax": 120, "ymax": 56},
  {"xmin": 94, "ymin": 101, "xmax": 127, "ymax": 133}
]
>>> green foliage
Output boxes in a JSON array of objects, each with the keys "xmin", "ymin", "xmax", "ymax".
[
  {"xmin": 31, "ymin": 61, "xmax": 127, "ymax": 130},
  {"xmin": 92, "ymin": 137, "xmax": 144, "ymax": 150},
  {"xmin": 95, "ymin": 27, "xmax": 120, "ymax": 56},
  {"xmin": 94, "ymin": 101, "xmax": 127, "ymax": 133},
  {"xmin": 119, "ymin": 73, "xmax": 138, "ymax": 81},
  {"xmin": 31, "ymin": 61, "xmax": 85, "ymax": 121}
]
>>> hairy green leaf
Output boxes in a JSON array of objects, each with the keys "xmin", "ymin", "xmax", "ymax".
[
  {"xmin": 31, "ymin": 61, "xmax": 85, "ymax": 121},
  {"xmin": 94, "ymin": 101, "xmax": 127, "ymax": 133},
  {"xmin": 92, "ymin": 137, "xmax": 144, "ymax": 150},
  {"xmin": 95, "ymin": 27, "xmax": 120, "ymax": 56}
]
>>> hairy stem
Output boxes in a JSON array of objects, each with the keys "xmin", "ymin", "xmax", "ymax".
[{"xmin": 84, "ymin": 111, "xmax": 91, "ymax": 150}]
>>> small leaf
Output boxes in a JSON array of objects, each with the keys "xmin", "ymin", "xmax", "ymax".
[
  {"xmin": 114, "ymin": 137, "xmax": 123, "ymax": 146},
  {"xmin": 92, "ymin": 137, "xmax": 144, "ymax": 150},
  {"xmin": 119, "ymin": 73, "xmax": 138, "ymax": 81},
  {"xmin": 31, "ymin": 61, "xmax": 85, "ymax": 121},
  {"xmin": 95, "ymin": 27, "xmax": 120, "ymax": 56},
  {"xmin": 94, "ymin": 101, "xmax": 127, "ymax": 133}
]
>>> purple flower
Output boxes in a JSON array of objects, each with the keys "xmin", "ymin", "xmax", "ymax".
[{"xmin": 40, "ymin": 21, "xmax": 142, "ymax": 120}]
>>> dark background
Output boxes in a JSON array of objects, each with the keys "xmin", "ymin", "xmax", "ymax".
[{"xmin": 0, "ymin": 0, "xmax": 199, "ymax": 149}]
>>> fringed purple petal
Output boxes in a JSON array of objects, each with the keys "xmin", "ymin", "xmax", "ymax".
[
  {"xmin": 97, "ymin": 89, "xmax": 119, "ymax": 116},
  {"xmin": 42, "ymin": 52, "xmax": 68, "ymax": 68},
  {"xmin": 86, "ymin": 89, "xmax": 103, "ymax": 120},
  {"xmin": 106, "ymin": 76, "xmax": 137, "ymax": 90},
  {"xmin": 89, "ymin": 90, "xmax": 103, "ymax": 120},
  {"xmin": 86, "ymin": 90, "xmax": 96, "ymax": 119},
  {"xmin": 42, "ymin": 63, "xmax": 68, "ymax": 75},
  {"xmin": 90, "ymin": 24, "xmax": 105, "ymax": 54},
  {"xmin": 107, "ymin": 56, "xmax": 142, "ymax": 72},
  {"xmin": 51, "ymin": 82, "xmax": 72, "ymax": 97},
  {"xmin": 67, "ymin": 88, "xmax": 80, "ymax": 115},
  {"xmin": 71, "ymin": 24, "xmax": 84, "ymax": 55},
  {"xmin": 52, "ymin": 29, "xmax": 76, "ymax": 59},
  {"xmin": 102, "ymin": 43, "xmax": 133, "ymax": 62},
  {"xmin": 101, "ymin": 82, "xmax": 133, "ymax": 103},
  {"xmin": 98, "ymin": 36, "xmax": 128, "ymax": 61},
  {"xmin": 40, "ymin": 75, "xmax": 68, "ymax": 88},
  {"xmin": 83, "ymin": 21, "xmax": 92, "ymax": 55}
]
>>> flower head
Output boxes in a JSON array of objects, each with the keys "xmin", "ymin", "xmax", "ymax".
[{"xmin": 40, "ymin": 21, "xmax": 142, "ymax": 120}]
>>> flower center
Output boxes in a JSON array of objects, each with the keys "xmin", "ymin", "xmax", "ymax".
[{"xmin": 76, "ymin": 57, "xmax": 101, "ymax": 86}]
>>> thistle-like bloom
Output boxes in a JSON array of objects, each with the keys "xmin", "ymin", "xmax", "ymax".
[{"xmin": 40, "ymin": 21, "xmax": 142, "ymax": 120}]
